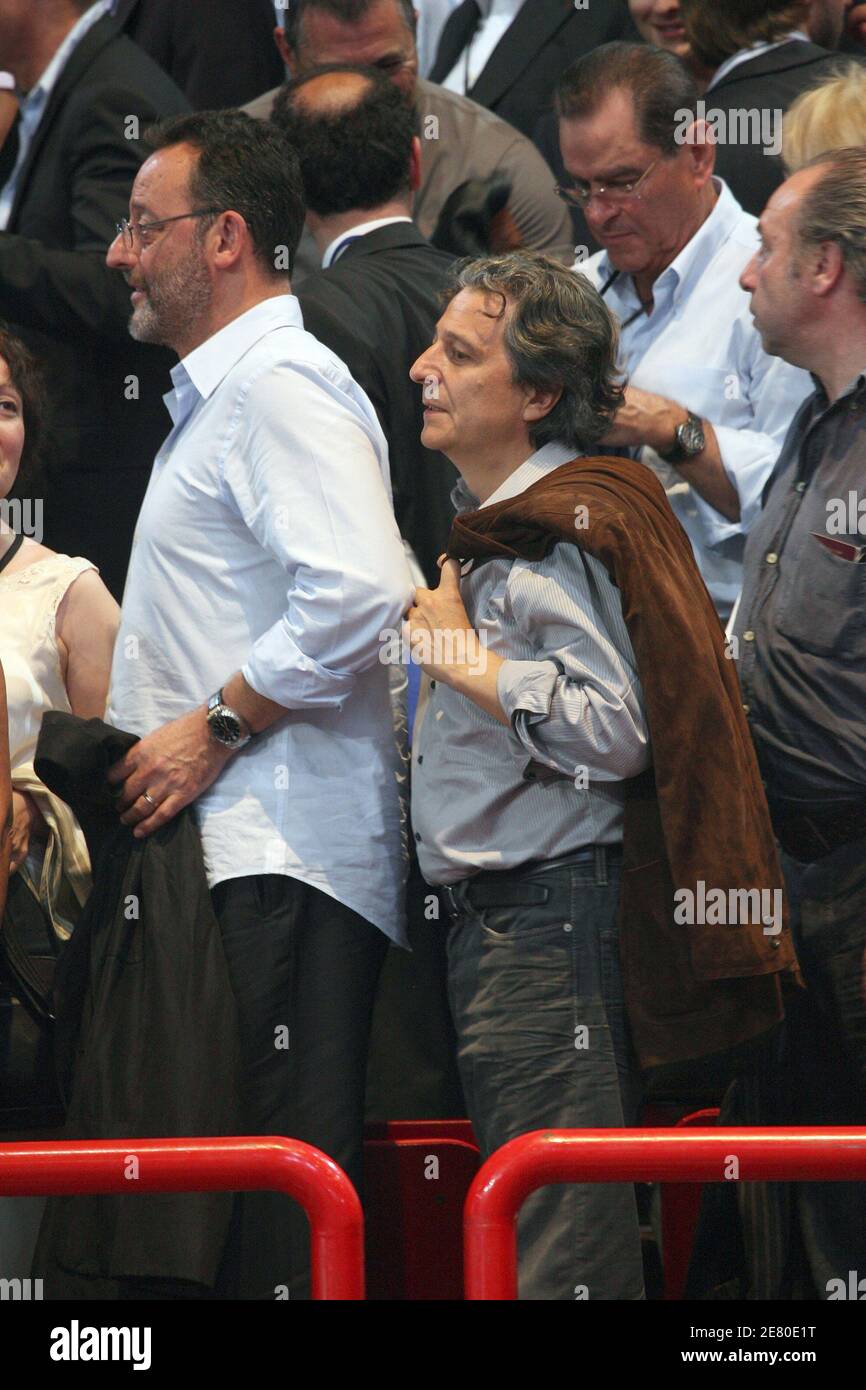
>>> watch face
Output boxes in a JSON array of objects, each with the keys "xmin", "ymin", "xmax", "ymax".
[
  {"xmin": 211, "ymin": 709, "xmax": 242, "ymax": 744},
  {"xmin": 680, "ymin": 415, "xmax": 705, "ymax": 456}
]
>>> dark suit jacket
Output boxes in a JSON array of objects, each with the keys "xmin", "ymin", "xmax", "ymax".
[
  {"xmin": 429, "ymin": 0, "xmax": 638, "ymax": 143},
  {"xmin": 707, "ymin": 40, "xmax": 865, "ymax": 217},
  {"xmin": 0, "ymin": 15, "xmax": 189, "ymax": 598},
  {"xmin": 115, "ymin": 0, "xmax": 284, "ymax": 110},
  {"xmin": 296, "ymin": 222, "xmax": 459, "ymax": 585}
]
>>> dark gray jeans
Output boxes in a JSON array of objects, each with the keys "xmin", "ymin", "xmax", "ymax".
[{"xmin": 444, "ymin": 846, "xmax": 645, "ymax": 1300}]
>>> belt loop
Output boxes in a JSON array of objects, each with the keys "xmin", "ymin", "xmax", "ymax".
[{"xmin": 595, "ymin": 845, "xmax": 608, "ymax": 886}]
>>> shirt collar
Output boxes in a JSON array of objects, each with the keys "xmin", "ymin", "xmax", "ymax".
[
  {"xmin": 706, "ymin": 32, "xmax": 810, "ymax": 91},
  {"xmin": 167, "ymin": 294, "xmax": 301, "ymax": 418},
  {"xmin": 20, "ymin": 0, "xmax": 110, "ymax": 105},
  {"xmin": 597, "ymin": 178, "xmax": 743, "ymax": 313},
  {"xmin": 452, "ymin": 440, "xmax": 579, "ymax": 513},
  {"xmin": 809, "ymin": 369, "xmax": 866, "ymax": 415},
  {"xmin": 321, "ymin": 215, "xmax": 414, "ymax": 270}
]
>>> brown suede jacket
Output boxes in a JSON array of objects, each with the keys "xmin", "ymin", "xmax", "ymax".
[{"xmin": 448, "ymin": 455, "xmax": 799, "ymax": 1077}]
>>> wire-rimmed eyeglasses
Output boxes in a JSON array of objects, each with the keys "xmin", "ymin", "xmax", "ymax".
[
  {"xmin": 555, "ymin": 159, "xmax": 662, "ymax": 210},
  {"xmin": 114, "ymin": 207, "xmax": 222, "ymax": 250}
]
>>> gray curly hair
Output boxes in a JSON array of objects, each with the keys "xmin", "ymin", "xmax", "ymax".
[{"xmin": 440, "ymin": 252, "xmax": 624, "ymax": 452}]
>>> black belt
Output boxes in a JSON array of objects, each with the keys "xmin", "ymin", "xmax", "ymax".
[
  {"xmin": 772, "ymin": 801, "xmax": 866, "ymax": 862},
  {"xmin": 439, "ymin": 844, "xmax": 622, "ymax": 918}
]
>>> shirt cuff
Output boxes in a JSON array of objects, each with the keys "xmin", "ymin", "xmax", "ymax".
[
  {"xmin": 496, "ymin": 657, "xmax": 562, "ymax": 724},
  {"xmin": 242, "ymin": 629, "xmax": 357, "ymax": 711},
  {"xmin": 0, "ymin": 73, "xmax": 15, "ymax": 91},
  {"xmin": 705, "ymin": 425, "xmax": 775, "ymax": 543}
]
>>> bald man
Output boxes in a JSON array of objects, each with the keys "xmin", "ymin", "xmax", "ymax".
[{"xmin": 274, "ymin": 64, "xmax": 458, "ymax": 586}]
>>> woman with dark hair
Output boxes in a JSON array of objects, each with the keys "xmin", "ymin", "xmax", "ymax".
[
  {"xmin": 0, "ymin": 327, "xmax": 117, "ymax": 1274},
  {"xmin": 0, "ymin": 323, "xmax": 118, "ymax": 916}
]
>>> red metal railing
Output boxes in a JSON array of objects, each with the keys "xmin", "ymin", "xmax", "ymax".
[
  {"xmin": 0, "ymin": 1136, "xmax": 364, "ymax": 1300},
  {"xmin": 464, "ymin": 1126, "xmax": 866, "ymax": 1300}
]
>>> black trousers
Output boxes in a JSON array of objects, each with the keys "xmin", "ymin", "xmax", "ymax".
[{"xmin": 210, "ymin": 874, "xmax": 388, "ymax": 1299}]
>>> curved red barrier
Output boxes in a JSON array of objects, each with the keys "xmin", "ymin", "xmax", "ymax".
[
  {"xmin": 0, "ymin": 1135, "xmax": 364, "ymax": 1300},
  {"xmin": 464, "ymin": 1126, "xmax": 866, "ymax": 1300}
]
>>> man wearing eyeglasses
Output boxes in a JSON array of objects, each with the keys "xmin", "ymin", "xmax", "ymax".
[
  {"xmin": 557, "ymin": 41, "xmax": 813, "ymax": 621},
  {"xmin": 104, "ymin": 110, "xmax": 413, "ymax": 1299}
]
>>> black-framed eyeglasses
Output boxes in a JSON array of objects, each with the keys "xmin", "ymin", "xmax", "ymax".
[
  {"xmin": 114, "ymin": 207, "xmax": 222, "ymax": 250},
  {"xmin": 555, "ymin": 159, "xmax": 662, "ymax": 210}
]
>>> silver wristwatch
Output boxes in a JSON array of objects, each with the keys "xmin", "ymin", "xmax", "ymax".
[
  {"xmin": 659, "ymin": 410, "xmax": 705, "ymax": 465},
  {"xmin": 206, "ymin": 690, "xmax": 252, "ymax": 750}
]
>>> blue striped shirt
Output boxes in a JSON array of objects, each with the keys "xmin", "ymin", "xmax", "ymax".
[{"xmin": 411, "ymin": 442, "xmax": 651, "ymax": 885}]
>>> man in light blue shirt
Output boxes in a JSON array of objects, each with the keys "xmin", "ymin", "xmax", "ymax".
[
  {"xmin": 105, "ymin": 110, "xmax": 413, "ymax": 1297},
  {"xmin": 557, "ymin": 41, "xmax": 813, "ymax": 619}
]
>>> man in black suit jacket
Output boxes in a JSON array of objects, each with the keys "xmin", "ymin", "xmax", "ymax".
[
  {"xmin": 680, "ymin": 0, "xmax": 864, "ymax": 217},
  {"xmin": 0, "ymin": 2, "xmax": 188, "ymax": 598},
  {"xmin": 274, "ymin": 64, "xmax": 465, "ymax": 1122},
  {"xmin": 429, "ymin": 0, "xmax": 639, "ymax": 145},
  {"xmin": 275, "ymin": 63, "xmax": 458, "ymax": 584},
  {"xmin": 114, "ymin": 0, "xmax": 285, "ymax": 110}
]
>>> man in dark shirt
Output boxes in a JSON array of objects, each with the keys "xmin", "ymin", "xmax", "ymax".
[{"xmin": 734, "ymin": 144, "xmax": 866, "ymax": 1297}]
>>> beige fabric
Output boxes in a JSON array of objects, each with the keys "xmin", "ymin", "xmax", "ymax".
[
  {"xmin": 0, "ymin": 553, "xmax": 93, "ymax": 938},
  {"xmin": 245, "ymin": 79, "xmax": 575, "ymax": 278}
]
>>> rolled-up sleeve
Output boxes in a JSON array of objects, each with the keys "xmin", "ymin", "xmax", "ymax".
[
  {"xmin": 494, "ymin": 546, "xmax": 650, "ymax": 783},
  {"xmin": 697, "ymin": 347, "xmax": 813, "ymax": 547},
  {"xmin": 222, "ymin": 360, "xmax": 414, "ymax": 709}
]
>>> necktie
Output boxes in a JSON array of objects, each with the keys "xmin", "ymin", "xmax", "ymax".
[{"xmin": 429, "ymin": 0, "xmax": 483, "ymax": 86}]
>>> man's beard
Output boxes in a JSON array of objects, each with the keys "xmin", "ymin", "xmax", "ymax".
[{"xmin": 128, "ymin": 244, "xmax": 212, "ymax": 349}]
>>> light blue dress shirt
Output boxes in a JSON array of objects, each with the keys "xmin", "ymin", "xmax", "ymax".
[
  {"xmin": 411, "ymin": 441, "xmax": 650, "ymax": 886},
  {"xmin": 108, "ymin": 295, "xmax": 415, "ymax": 942},
  {"xmin": 0, "ymin": 0, "xmax": 111, "ymax": 230},
  {"xmin": 577, "ymin": 179, "xmax": 813, "ymax": 619}
]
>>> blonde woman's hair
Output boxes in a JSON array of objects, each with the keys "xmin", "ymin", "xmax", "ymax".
[{"xmin": 784, "ymin": 64, "xmax": 866, "ymax": 175}]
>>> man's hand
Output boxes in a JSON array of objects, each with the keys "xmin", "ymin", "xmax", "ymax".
[
  {"xmin": 9, "ymin": 790, "xmax": 46, "ymax": 874},
  {"xmin": 601, "ymin": 385, "xmax": 684, "ymax": 452},
  {"xmin": 405, "ymin": 557, "xmax": 476, "ymax": 683},
  {"xmin": 601, "ymin": 385, "xmax": 740, "ymax": 521},
  {"xmin": 107, "ymin": 707, "xmax": 233, "ymax": 839},
  {"xmin": 405, "ymin": 557, "xmax": 509, "ymax": 725}
]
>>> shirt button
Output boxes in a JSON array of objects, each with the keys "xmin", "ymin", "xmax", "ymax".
[
  {"xmin": 416, "ymin": 755, "xmax": 423, "ymax": 765},
  {"xmin": 742, "ymin": 702, "xmax": 750, "ymax": 714},
  {"xmin": 794, "ymin": 480, "xmax": 806, "ymax": 493},
  {"xmin": 765, "ymin": 552, "xmax": 778, "ymax": 565},
  {"xmin": 414, "ymin": 832, "xmax": 421, "ymax": 842},
  {"xmin": 743, "ymin": 630, "xmax": 755, "ymax": 642},
  {"xmin": 563, "ymin": 922, "xmax": 573, "ymax": 933}
]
